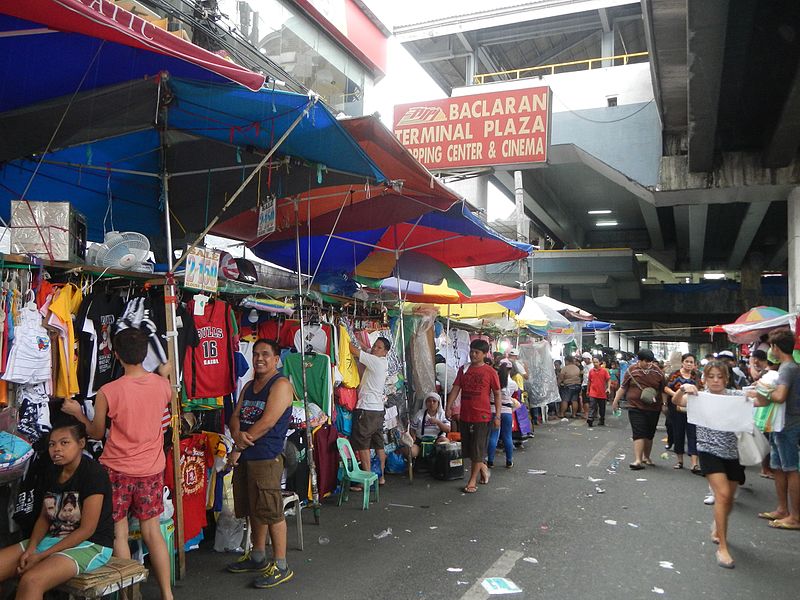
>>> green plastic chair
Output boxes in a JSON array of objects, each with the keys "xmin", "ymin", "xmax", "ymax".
[{"xmin": 336, "ymin": 438, "xmax": 379, "ymax": 509}]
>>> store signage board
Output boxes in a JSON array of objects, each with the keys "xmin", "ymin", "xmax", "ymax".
[
  {"xmin": 393, "ymin": 87, "xmax": 551, "ymax": 171},
  {"xmin": 184, "ymin": 247, "xmax": 220, "ymax": 293},
  {"xmin": 257, "ymin": 196, "xmax": 276, "ymax": 238}
]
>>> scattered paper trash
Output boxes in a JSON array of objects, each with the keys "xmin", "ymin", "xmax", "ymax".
[
  {"xmin": 405, "ymin": 529, "xmax": 412, "ymax": 533},
  {"xmin": 429, "ymin": 526, "xmax": 438, "ymax": 530},
  {"xmin": 457, "ymin": 581, "xmax": 469, "ymax": 585},
  {"xmin": 528, "ymin": 469, "xmax": 547, "ymax": 475},
  {"xmin": 317, "ymin": 536, "xmax": 330, "ymax": 545},
  {"xmin": 604, "ymin": 519, "xmax": 617, "ymax": 525},
  {"xmin": 388, "ymin": 503, "xmax": 415, "ymax": 509},
  {"xmin": 561, "ymin": 418, "xmax": 570, "ymax": 423},
  {"xmin": 651, "ymin": 587, "xmax": 665, "ymax": 595},
  {"xmin": 588, "ymin": 477, "xmax": 605, "ymax": 483},
  {"xmin": 636, "ymin": 478, "xmax": 648, "ymax": 482},
  {"xmin": 595, "ymin": 487, "xmax": 606, "ymax": 494},
  {"xmin": 659, "ymin": 561, "xmax": 674, "ymax": 570},
  {"xmin": 539, "ymin": 523, "xmax": 550, "ymax": 531},
  {"xmin": 523, "ymin": 557, "xmax": 539, "ymax": 564},
  {"xmin": 628, "ymin": 523, "xmax": 639, "ymax": 528},
  {"xmin": 660, "ymin": 452, "xmax": 670, "ymax": 460},
  {"xmin": 481, "ymin": 577, "xmax": 523, "ymax": 595},
  {"xmin": 470, "ymin": 539, "xmax": 478, "ymax": 542},
  {"xmin": 373, "ymin": 528, "xmax": 392, "ymax": 539},
  {"xmin": 447, "ymin": 568, "xmax": 463, "ymax": 572},
  {"xmin": 574, "ymin": 464, "xmax": 582, "ymax": 467}
]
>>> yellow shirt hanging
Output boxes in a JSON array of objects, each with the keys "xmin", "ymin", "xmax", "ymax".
[
  {"xmin": 48, "ymin": 283, "xmax": 82, "ymax": 398},
  {"xmin": 337, "ymin": 324, "xmax": 360, "ymax": 388}
]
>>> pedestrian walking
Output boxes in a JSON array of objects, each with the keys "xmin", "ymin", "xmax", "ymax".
[
  {"xmin": 612, "ymin": 349, "xmax": 665, "ymax": 470},
  {"xmin": 586, "ymin": 357, "xmax": 610, "ymax": 428},
  {"xmin": 557, "ymin": 357, "xmax": 582, "ymax": 418},
  {"xmin": 487, "ymin": 361, "xmax": 518, "ymax": 468},
  {"xmin": 445, "ymin": 339, "xmax": 501, "ymax": 494},
  {"xmin": 671, "ymin": 361, "xmax": 744, "ymax": 568},
  {"xmin": 664, "ymin": 353, "xmax": 701, "ymax": 473}
]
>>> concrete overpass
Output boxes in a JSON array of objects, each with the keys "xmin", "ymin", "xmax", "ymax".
[{"xmin": 394, "ymin": 0, "xmax": 800, "ymax": 340}]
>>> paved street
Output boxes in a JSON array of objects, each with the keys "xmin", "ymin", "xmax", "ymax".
[{"xmin": 162, "ymin": 415, "xmax": 798, "ymax": 599}]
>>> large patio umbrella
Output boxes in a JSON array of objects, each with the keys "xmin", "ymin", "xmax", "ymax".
[{"xmin": 722, "ymin": 306, "xmax": 793, "ymax": 343}]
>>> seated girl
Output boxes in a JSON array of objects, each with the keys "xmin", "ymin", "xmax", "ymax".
[
  {"xmin": 0, "ymin": 418, "xmax": 114, "ymax": 599},
  {"xmin": 406, "ymin": 392, "xmax": 451, "ymax": 459}
]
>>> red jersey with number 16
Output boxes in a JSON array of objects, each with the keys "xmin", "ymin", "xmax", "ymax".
[{"xmin": 183, "ymin": 299, "xmax": 235, "ymax": 399}]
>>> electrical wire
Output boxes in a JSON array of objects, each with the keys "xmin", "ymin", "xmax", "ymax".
[{"xmin": 553, "ymin": 96, "xmax": 655, "ymax": 124}]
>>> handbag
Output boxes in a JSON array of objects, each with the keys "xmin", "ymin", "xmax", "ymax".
[
  {"xmin": 629, "ymin": 374, "xmax": 659, "ymax": 405},
  {"xmin": 736, "ymin": 428, "xmax": 770, "ymax": 466}
]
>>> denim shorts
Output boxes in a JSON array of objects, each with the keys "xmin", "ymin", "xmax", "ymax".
[{"xmin": 770, "ymin": 424, "xmax": 800, "ymax": 472}]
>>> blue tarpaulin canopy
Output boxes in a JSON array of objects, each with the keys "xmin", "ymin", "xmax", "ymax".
[{"xmin": 0, "ymin": 77, "xmax": 384, "ymax": 247}]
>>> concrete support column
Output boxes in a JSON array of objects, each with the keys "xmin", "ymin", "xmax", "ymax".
[
  {"xmin": 620, "ymin": 334, "xmax": 628, "ymax": 352},
  {"xmin": 601, "ymin": 30, "xmax": 614, "ymax": 67},
  {"xmin": 789, "ymin": 187, "xmax": 800, "ymax": 312},
  {"xmin": 514, "ymin": 170, "xmax": 530, "ymax": 294},
  {"xmin": 609, "ymin": 330, "xmax": 620, "ymax": 350},
  {"xmin": 595, "ymin": 330, "xmax": 610, "ymax": 348},
  {"xmin": 447, "ymin": 175, "xmax": 489, "ymax": 279}
]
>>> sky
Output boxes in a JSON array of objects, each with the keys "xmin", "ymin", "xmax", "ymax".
[{"xmin": 363, "ymin": 2, "xmax": 516, "ymax": 222}]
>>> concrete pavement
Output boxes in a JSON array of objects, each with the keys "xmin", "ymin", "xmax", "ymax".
[{"xmin": 159, "ymin": 414, "xmax": 798, "ymax": 599}]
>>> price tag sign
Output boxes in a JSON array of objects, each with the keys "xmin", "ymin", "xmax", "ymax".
[
  {"xmin": 184, "ymin": 247, "xmax": 220, "ymax": 293},
  {"xmin": 257, "ymin": 196, "xmax": 276, "ymax": 238}
]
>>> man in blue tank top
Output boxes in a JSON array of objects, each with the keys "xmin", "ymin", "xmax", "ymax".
[{"xmin": 226, "ymin": 339, "xmax": 294, "ymax": 589}]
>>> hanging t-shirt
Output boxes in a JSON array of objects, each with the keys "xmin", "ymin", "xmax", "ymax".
[
  {"xmin": 183, "ymin": 299, "xmax": 235, "ymax": 399},
  {"xmin": 283, "ymin": 352, "xmax": 332, "ymax": 416},
  {"xmin": 48, "ymin": 284, "xmax": 82, "ymax": 398},
  {"xmin": 455, "ymin": 363, "xmax": 500, "ymax": 423},
  {"xmin": 2, "ymin": 303, "xmax": 51, "ymax": 385},
  {"xmin": 278, "ymin": 320, "xmax": 332, "ymax": 354},
  {"xmin": 76, "ymin": 292, "xmax": 124, "ymax": 398},
  {"xmin": 165, "ymin": 434, "xmax": 213, "ymax": 543},
  {"xmin": 39, "ymin": 457, "xmax": 114, "ymax": 548},
  {"xmin": 100, "ymin": 373, "xmax": 172, "ymax": 477},
  {"xmin": 294, "ymin": 324, "xmax": 329, "ymax": 355},
  {"xmin": 337, "ymin": 325, "xmax": 360, "ymax": 388}
]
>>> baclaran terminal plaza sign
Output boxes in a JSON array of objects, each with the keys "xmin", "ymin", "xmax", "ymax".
[{"xmin": 393, "ymin": 87, "xmax": 551, "ymax": 171}]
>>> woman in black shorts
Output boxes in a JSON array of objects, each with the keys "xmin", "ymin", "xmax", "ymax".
[{"xmin": 672, "ymin": 361, "xmax": 744, "ymax": 569}]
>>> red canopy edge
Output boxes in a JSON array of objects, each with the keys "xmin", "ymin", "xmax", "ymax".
[{"xmin": 6, "ymin": 0, "xmax": 266, "ymax": 91}]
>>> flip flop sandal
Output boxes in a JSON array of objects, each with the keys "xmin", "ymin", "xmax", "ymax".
[
  {"xmin": 629, "ymin": 463, "xmax": 645, "ymax": 470},
  {"xmin": 642, "ymin": 459, "xmax": 655, "ymax": 466},
  {"xmin": 758, "ymin": 511, "xmax": 786, "ymax": 520},
  {"xmin": 463, "ymin": 486, "xmax": 478, "ymax": 493},
  {"xmin": 480, "ymin": 471, "xmax": 491, "ymax": 485},
  {"xmin": 673, "ymin": 463, "xmax": 684, "ymax": 469},
  {"xmin": 691, "ymin": 465, "xmax": 703, "ymax": 475},
  {"xmin": 768, "ymin": 520, "xmax": 800, "ymax": 530}
]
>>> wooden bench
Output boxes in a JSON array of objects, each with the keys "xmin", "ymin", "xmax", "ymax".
[{"xmin": 54, "ymin": 558, "xmax": 148, "ymax": 599}]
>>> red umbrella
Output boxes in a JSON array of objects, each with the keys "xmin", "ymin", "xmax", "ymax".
[{"xmin": 703, "ymin": 326, "xmax": 726, "ymax": 334}]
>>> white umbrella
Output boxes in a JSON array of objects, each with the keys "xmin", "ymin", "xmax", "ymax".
[{"xmin": 534, "ymin": 295, "xmax": 594, "ymax": 321}]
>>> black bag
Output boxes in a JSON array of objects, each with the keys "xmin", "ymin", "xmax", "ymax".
[{"xmin": 432, "ymin": 442, "xmax": 464, "ymax": 481}]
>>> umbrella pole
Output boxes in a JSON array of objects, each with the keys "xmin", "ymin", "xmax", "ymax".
[
  {"xmin": 295, "ymin": 202, "xmax": 321, "ymax": 523},
  {"xmin": 395, "ymin": 252, "xmax": 411, "ymax": 483},
  {"xmin": 160, "ymin": 123, "xmax": 186, "ymax": 579},
  {"xmin": 444, "ymin": 305, "xmax": 451, "ymax": 397}
]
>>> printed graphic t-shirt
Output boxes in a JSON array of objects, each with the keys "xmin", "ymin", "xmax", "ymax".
[
  {"xmin": 455, "ymin": 364, "xmax": 500, "ymax": 423},
  {"xmin": 40, "ymin": 457, "xmax": 114, "ymax": 548},
  {"xmin": 165, "ymin": 434, "xmax": 212, "ymax": 543}
]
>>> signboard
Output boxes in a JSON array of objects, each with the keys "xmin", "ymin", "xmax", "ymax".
[
  {"xmin": 184, "ymin": 247, "xmax": 220, "ymax": 293},
  {"xmin": 393, "ymin": 87, "xmax": 551, "ymax": 171},
  {"xmin": 257, "ymin": 196, "xmax": 276, "ymax": 238}
]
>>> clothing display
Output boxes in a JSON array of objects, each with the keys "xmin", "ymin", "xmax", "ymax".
[
  {"xmin": 336, "ymin": 325, "xmax": 360, "ymax": 388},
  {"xmin": 283, "ymin": 352, "xmax": 333, "ymax": 415},
  {"xmin": 183, "ymin": 299, "xmax": 236, "ymax": 399},
  {"xmin": 165, "ymin": 434, "xmax": 213, "ymax": 543},
  {"xmin": 75, "ymin": 291, "xmax": 124, "ymax": 397},
  {"xmin": 116, "ymin": 296, "xmax": 168, "ymax": 373},
  {"xmin": 2, "ymin": 302, "xmax": 51, "ymax": 385},
  {"xmin": 48, "ymin": 283, "xmax": 82, "ymax": 398}
]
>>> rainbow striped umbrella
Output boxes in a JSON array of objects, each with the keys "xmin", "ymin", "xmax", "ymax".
[
  {"xmin": 723, "ymin": 306, "xmax": 793, "ymax": 343},
  {"xmin": 733, "ymin": 306, "xmax": 788, "ymax": 324}
]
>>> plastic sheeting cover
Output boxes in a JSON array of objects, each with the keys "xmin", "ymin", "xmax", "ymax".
[{"xmin": 520, "ymin": 341, "xmax": 560, "ymax": 408}]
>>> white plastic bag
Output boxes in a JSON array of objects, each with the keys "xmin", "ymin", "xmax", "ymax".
[
  {"xmin": 161, "ymin": 486, "xmax": 174, "ymax": 521},
  {"xmin": 214, "ymin": 472, "xmax": 245, "ymax": 553},
  {"xmin": 736, "ymin": 429, "xmax": 770, "ymax": 466}
]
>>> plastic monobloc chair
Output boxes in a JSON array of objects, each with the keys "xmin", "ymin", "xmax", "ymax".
[{"xmin": 336, "ymin": 438, "xmax": 379, "ymax": 509}]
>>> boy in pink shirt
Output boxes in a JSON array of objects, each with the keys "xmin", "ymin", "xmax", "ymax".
[{"xmin": 63, "ymin": 328, "xmax": 173, "ymax": 600}]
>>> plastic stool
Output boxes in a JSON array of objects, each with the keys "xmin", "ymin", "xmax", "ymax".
[
  {"xmin": 282, "ymin": 491, "xmax": 304, "ymax": 551},
  {"xmin": 128, "ymin": 518, "xmax": 176, "ymax": 586}
]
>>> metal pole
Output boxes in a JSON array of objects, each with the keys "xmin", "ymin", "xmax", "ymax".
[
  {"xmin": 295, "ymin": 201, "xmax": 321, "ymax": 523},
  {"xmin": 444, "ymin": 305, "xmax": 451, "ymax": 395},
  {"xmin": 160, "ymin": 140, "xmax": 186, "ymax": 579}
]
